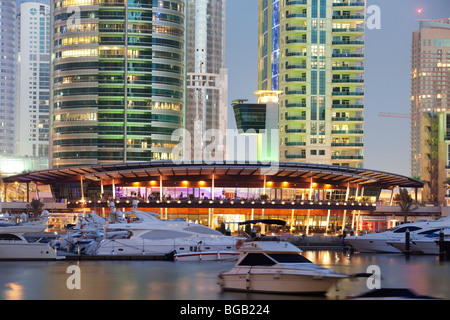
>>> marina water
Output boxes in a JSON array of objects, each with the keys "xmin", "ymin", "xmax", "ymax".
[{"xmin": 0, "ymin": 251, "xmax": 449, "ymax": 300}]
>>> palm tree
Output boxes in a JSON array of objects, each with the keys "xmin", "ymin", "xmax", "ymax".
[
  {"xmin": 393, "ymin": 188, "xmax": 416, "ymax": 223},
  {"xmin": 27, "ymin": 198, "xmax": 44, "ymax": 218}
]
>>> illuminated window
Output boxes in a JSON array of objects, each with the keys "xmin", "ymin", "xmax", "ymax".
[
  {"xmin": 61, "ymin": 36, "xmax": 98, "ymax": 46},
  {"xmin": 61, "ymin": 49, "xmax": 98, "ymax": 58}
]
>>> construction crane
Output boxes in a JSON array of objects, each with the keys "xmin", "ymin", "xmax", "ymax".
[{"xmin": 378, "ymin": 112, "xmax": 423, "ymax": 120}]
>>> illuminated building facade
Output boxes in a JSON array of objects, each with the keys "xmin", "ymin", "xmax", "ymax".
[
  {"xmin": 50, "ymin": 0, "xmax": 185, "ymax": 168},
  {"xmin": 411, "ymin": 18, "xmax": 450, "ymax": 204},
  {"xmin": 258, "ymin": 0, "xmax": 365, "ymax": 167},
  {"xmin": 16, "ymin": 2, "xmax": 51, "ymax": 160},
  {"xmin": 0, "ymin": 0, "xmax": 16, "ymax": 156}
]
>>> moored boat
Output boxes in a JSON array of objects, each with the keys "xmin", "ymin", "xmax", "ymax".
[
  {"xmin": 345, "ymin": 216, "xmax": 450, "ymax": 253},
  {"xmin": 0, "ymin": 211, "xmax": 64, "ymax": 260},
  {"xmin": 217, "ymin": 241, "xmax": 347, "ymax": 295}
]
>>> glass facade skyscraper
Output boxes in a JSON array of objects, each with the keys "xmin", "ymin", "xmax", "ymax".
[
  {"xmin": 50, "ymin": 0, "xmax": 185, "ymax": 168},
  {"xmin": 185, "ymin": 0, "xmax": 227, "ymax": 161},
  {"xmin": 411, "ymin": 19, "xmax": 450, "ymax": 204},
  {"xmin": 16, "ymin": 2, "xmax": 51, "ymax": 159},
  {"xmin": 258, "ymin": 0, "xmax": 365, "ymax": 167},
  {"xmin": 0, "ymin": 0, "xmax": 16, "ymax": 156}
]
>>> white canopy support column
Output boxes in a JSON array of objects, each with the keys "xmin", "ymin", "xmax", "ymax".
[
  {"xmin": 306, "ymin": 209, "xmax": 311, "ymax": 235},
  {"xmin": 263, "ymin": 175, "xmax": 266, "ymax": 195},
  {"xmin": 390, "ymin": 188, "xmax": 395, "ymax": 206},
  {"xmin": 291, "ymin": 209, "xmax": 295, "ymax": 232},
  {"xmin": 345, "ymin": 182, "xmax": 350, "ymax": 201},
  {"xmin": 35, "ymin": 181, "xmax": 39, "ymax": 200},
  {"xmin": 80, "ymin": 175, "xmax": 85, "ymax": 203},
  {"xmin": 159, "ymin": 175, "xmax": 163, "ymax": 201},
  {"xmin": 211, "ymin": 173, "xmax": 215, "ymax": 199},
  {"xmin": 351, "ymin": 210, "xmax": 356, "ymax": 230},
  {"xmin": 342, "ymin": 210, "xmax": 347, "ymax": 231},
  {"xmin": 112, "ymin": 178, "xmax": 116, "ymax": 199},
  {"xmin": 325, "ymin": 209, "xmax": 331, "ymax": 233}
]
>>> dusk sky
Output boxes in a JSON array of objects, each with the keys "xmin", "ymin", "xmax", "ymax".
[{"xmin": 226, "ymin": 0, "xmax": 449, "ymax": 177}]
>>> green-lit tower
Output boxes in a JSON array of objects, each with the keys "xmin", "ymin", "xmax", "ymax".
[{"xmin": 258, "ymin": 0, "xmax": 365, "ymax": 167}]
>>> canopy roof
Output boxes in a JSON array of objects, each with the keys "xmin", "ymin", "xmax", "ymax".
[{"xmin": 3, "ymin": 161, "xmax": 424, "ymax": 189}]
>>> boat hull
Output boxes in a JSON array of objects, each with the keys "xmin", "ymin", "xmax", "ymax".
[
  {"xmin": 174, "ymin": 251, "xmax": 239, "ymax": 262},
  {"xmin": 218, "ymin": 270, "xmax": 345, "ymax": 295},
  {"xmin": 95, "ymin": 238, "xmax": 237, "ymax": 257},
  {"xmin": 412, "ymin": 240, "xmax": 440, "ymax": 255},
  {"xmin": 346, "ymin": 237, "xmax": 402, "ymax": 253},
  {"xmin": 386, "ymin": 241, "xmax": 424, "ymax": 255},
  {"xmin": 0, "ymin": 243, "xmax": 63, "ymax": 260}
]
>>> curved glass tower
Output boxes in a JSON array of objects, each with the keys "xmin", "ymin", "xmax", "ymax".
[{"xmin": 50, "ymin": 0, "xmax": 185, "ymax": 167}]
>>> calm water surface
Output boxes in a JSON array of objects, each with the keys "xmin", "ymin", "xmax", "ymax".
[{"xmin": 0, "ymin": 251, "xmax": 449, "ymax": 300}]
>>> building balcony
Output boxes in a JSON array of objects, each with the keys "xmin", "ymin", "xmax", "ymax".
[
  {"xmin": 286, "ymin": 129, "xmax": 306, "ymax": 133},
  {"xmin": 332, "ymin": 1, "xmax": 365, "ymax": 7},
  {"xmin": 332, "ymin": 14, "xmax": 365, "ymax": 20},
  {"xmin": 286, "ymin": 154, "xmax": 306, "ymax": 159},
  {"xmin": 332, "ymin": 117, "xmax": 364, "ymax": 122},
  {"xmin": 331, "ymin": 130, "xmax": 364, "ymax": 134},
  {"xmin": 331, "ymin": 155, "xmax": 364, "ymax": 160},
  {"xmin": 286, "ymin": 90, "xmax": 307, "ymax": 95},
  {"xmin": 287, "ymin": 13, "xmax": 307, "ymax": 19},
  {"xmin": 332, "ymin": 79, "xmax": 364, "ymax": 83},
  {"xmin": 332, "ymin": 27, "xmax": 365, "ymax": 33},
  {"xmin": 332, "ymin": 53, "xmax": 364, "ymax": 58},
  {"xmin": 285, "ymin": 77, "xmax": 307, "ymax": 82},
  {"xmin": 286, "ymin": 39, "xmax": 307, "ymax": 44},
  {"xmin": 332, "ymin": 66, "xmax": 364, "ymax": 71},
  {"xmin": 332, "ymin": 40, "xmax": 364, "ymax": 46},
  {"xmin": 285, "ymin": 103, "xmax": 307, "ymax": 108},
  {"xmin": 286, "ymin": 116, "xmax": 307, "ymax": 121},
  {"xmin": 286, "ymin": 65, "xmax": 307, "ymax": 70},
  {"xmin": 332, "ymin": 91, "xmax": 364, "ymax": 96},
  {"xmin": 331, "ymin": 143, "xmax": 364, "ymax": 147},
  {"xmin": 286, "ymin": 26, "xmax": 307, "ymax": 32},
  {"xmin": 286, "ymin": 142, "xmax": 306, "ymax": 146},
  {"xmin": 332, "ymin": 104, "xmax": 364, "ymax": 109},
  {"xmin": 286, "ymin": 52, "xmax": 307, "ymax": 57},
  {"xmin": 286, "ymin": 0, "xmax": 307, "ymax": 5}
]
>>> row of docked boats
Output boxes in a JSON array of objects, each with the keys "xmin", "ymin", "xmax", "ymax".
[
  {"xmin": 345, "ymin": 215, "xmax": 450, "ymax": 255},
  {"xmin": 54, "ymin": 200, "xmax": 241, "ymax": 261},
  {"xmin": 0, "ymin": 200, "xmax": 242, "ymax": 261},
  {"xmin": 1, "ymin": 204, "xmax": 442, "ymax": 298}
]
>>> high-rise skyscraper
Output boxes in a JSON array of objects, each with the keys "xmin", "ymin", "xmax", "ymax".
[
  {"xmin": 185, "ymin": 0, "xmax": 227, "ymax": 161},
  {"xmin": 0, "ymin": 0, "xmax": 16, "ymax": 156},
  {"xmin": 411, "ymin": 18, "xmax": 450, "ymax": 204},
  {"xmin": 50, "ymin": 0, "xmax": 185, "ymax": 168},
  {"xmin": 258, "ymin": 0, "xmax": 365, "ymax": 167},
  {"xmin": 16, "ymin": 2, "xmax": 51, "ymax": 159}
]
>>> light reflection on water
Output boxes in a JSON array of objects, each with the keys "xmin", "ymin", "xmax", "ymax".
[{"xmin": 0, "ymin": 251, "xmax": 449, "ymax": 300}]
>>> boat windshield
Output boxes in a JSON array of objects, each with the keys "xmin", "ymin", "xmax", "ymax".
[
  {"xmin": 392, "ymin": 226, "xmax": 422, "ymax": 233},
  {"xmin": 268, "ymin": 253, "xmax": 313, "ymax": 264}
]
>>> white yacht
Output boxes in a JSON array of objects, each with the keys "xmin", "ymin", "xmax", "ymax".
[
  {"xmin": 0, "ymin": 211, "xmax": 51, "ymax": 233},
  {"xmin": 0, "ymin": 211, "xmax": 63, "ymax": 260},
  {"xmin": 51, "ymin": 211, "xmax": 128, "ymax": 253},
  {"xmin": 90, "ymin": 201, "xmax": 241, "ymax": 259},
  {"xmin": 387, "ymin": 228, "xmax": 450, "ymax": 255},
  {"xmin": 217, "ymin": 241, "xmax": 347, "ymax": 295},
  {"xmin": 345, "ymin": 216, "xmax": 450, "ymax": 253}
]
